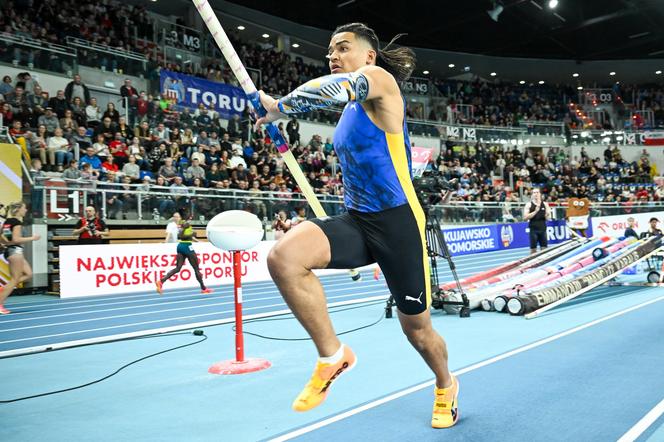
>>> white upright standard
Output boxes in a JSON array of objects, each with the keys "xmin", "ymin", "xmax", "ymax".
[{"xmin": 206, "ymin": 210, "xmax": 271, "ymax": 374}]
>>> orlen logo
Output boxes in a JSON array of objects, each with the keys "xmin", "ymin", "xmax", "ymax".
[
  {"xmin": 500, "ymin": 225, "xmax": 514, "ymax": 247},
  {"xmin": 597, "ymin": 222, "xmax": 610, "ymax": 233},
  {"xmin": 597, "ymin": 220, "xmax": 638, "ymax": 233}
]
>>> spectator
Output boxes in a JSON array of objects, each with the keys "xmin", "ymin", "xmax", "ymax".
[
  {"xmin": 148, "ymin": 143, "xmax": 169, "ymax": 172},
  {"xmin": 205, "ymin": 163, "xmax": 224, "ymax": 187},
  {"xmin": 85, "ymin": 97, "xmax": 102, "ymax": 128},
  {"xmin": 155, "ymin": 175, "xmax": 176, "ymax": 217},
  {"xmin": 120, "ymin": 79, "xmax": 139, "ymax": 124},
  {"xmin": 70, "ymin": 97, "xmax": 87, "ymax": 126},
  {"xmin": 73, "ymin": 206, "xmax": 109, "ymax": 245},
  {"xmin": 286, "ymin": 116, "xmax": 300, "ymax": 146},
  {"xmin": 165, "ymin": 212, "xmax": 182, "ymax": 243},
  {"xmin": 5, "ymin": 85, "xmax": 29, "ymax": 123},
  {"xmin": 191, "ymin": 146, "xmax": 207, "ymax": 166},
  {"xmin": 152, "ymin": 122, "xmax": 171, "ymax": 146},
  {"xmin": 64, "ymin": 74, "xmax": 91, "ymax": 104},
  {"xmin": 38, "ymin": 107, "xmax": 60, "ymax": 135},
  {"xmin": 117, "ymin": 116, "xmax": 132, "ymax": 140},
  {"xmin": 28, "ymin": 124, "xmax": 48, "ymax": 167},
  {"xmin": 0, "ymin": 75, "xmax": 13, "ymax": 96},
  {"xmin": 122, "ymin": 155, "xmax": 141, "ymax": 182},
  {"xmin": 80, "ymin": 147, "xmax": 103, "ymax": 171},
  {"xmin": 158, "ymin": 157, "xmax": 178, "ymax": 183},
  {"xmin": 136, "ymin": 91, "xmax": 149, "ymax": 123},
  {"xmin": 94, "ymin": 117, "xmax": 117, "ymax": 143},
  {"xmin": 184, "ymin": 158, "xmax": 206, "ymax": 182},
  {"xmin": 272, "ymin": 210, "xmax": 292, "ymax": 239},
  {"xmin": 118, "ymin": 176, "xmax": 137, "ymax": 217},
  {"xmin": 193, "ymin": 130, "xmax": 210, "ymax": 158},
  {"xmin": 80, "ymin": 162, "xmax": 100, "ymax": 181},
  {"xmin": 102, "ymin": 155, "xmax": 120, "ymax": 175},
  {"xmin": 73, "ymin": 126, "xmax": 92, "ymax": 159},
  {"xmin": 48, "ymin": 90, "xmax": 70, "ymax": 118},
  {"xmin": 170, "ymin": 176, "xmax": 191, "ymax": 215},
  {"xmin": 109, "ymin": 132, "xmax": 129, "ymax": 167},
  {"xmin": 62, "ymin": 159, "xmax": 82, "ymax": 180},
  {"xmin": 92, "ymin": 134, "xmax": 110, "ymax": 159},
  {"xmin": 29, "ymin": 158, "xmax": 45, "ymax": 216},
  {"xmin": 47, "ymin": 127, "xmax": 73, "ymax": 171},
  {"xmin": 127, "ymin": 137, "xmax": 148, "ymax": 169},
  {"xmin": 291, "ymin": 206, "xmax": 307, "ymax": 227},
  {"xmin": 644, "ymin": 217, "xmax": 663, "ymax": 237},
  {"xmin": 195, "ymin": 106, "xmax": 212, "ymax": 132},
  {"xmin": 624, "ymin": 217, "xmax": 639, "ymax": 240},
  {"xmin": 103, "ymin": 102, "xmax": 120, "ymax": 124},
  {"xmin": 59, "ymin": 109, "xmax": 79, "ymax": 136}
]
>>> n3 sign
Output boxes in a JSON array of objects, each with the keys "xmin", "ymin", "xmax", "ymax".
[{"xmin": 49, "ymin": 189, "xmax": 80, "ymax": 215}]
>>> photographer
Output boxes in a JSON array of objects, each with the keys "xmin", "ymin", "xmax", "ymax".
[
  {"xmin": 73, "ymin": 206, "xmax": 109, "ymax": 244},
  {"xmin": 523, "ymin": 188, "xmax": 551, "ymax": 254},
  {"xmin": 272, "ymin": 210, "xmax": 292, "ymax": 240}
]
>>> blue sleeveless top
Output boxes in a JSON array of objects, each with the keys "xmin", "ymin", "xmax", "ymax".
[{"xmin": 333, "ymin": 101, "xmax": 414, "ymax": 213}]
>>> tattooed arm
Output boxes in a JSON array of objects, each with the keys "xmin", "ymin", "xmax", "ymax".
[
  {"xmin": 276, "ymin": 72, "xmax": 370, "ymax": 114},
  {"xmin": 255, "ymin": 65, "xmax": 399, "ymax": 127}
]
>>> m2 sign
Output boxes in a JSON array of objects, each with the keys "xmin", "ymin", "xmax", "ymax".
[{"xmin": 160, "ymin": 70, "xmax": 248, "ymax": 118}]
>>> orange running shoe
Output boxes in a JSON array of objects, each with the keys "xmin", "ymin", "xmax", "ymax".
[
  {"xmin": 432, "ymin": 375, "xmax": 460, "ymax": 428},
  {"xmin": 0, "ymin": 305, "xmax": 10, "ymax": 315},
  {"xmin": 155, "ymin": 280, "xmax": 163, "ymax": 295},
  {"xmin": 201, "ymin": 288, "xmax": 213, "ymax": 294},
  {"xmin": 292, "ymin": 345, "xmax": 357, "ymax": 412}
]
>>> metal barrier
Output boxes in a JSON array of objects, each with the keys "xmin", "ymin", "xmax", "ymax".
[
  {"xmin": 65, "ymin": 37, "xmax": 148, "ymax": 77},
  {"xmin": 33, "ymin": 180, "xmax": 344, "ymax": 224},
  {"xmin": 33, "ymin": 179, "xmax": 664, "ymax": 225},
  {"xmin": 0, "ymin": 32, "xmax": 77, "ymax": 76}
]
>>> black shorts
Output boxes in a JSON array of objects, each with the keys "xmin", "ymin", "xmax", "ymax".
[
  {"xmin": 529, "ymin": 227, "xmax": 548, "ymax": 249},
  {"xmin": 309, "ymin": 203, "xmax": 430, "ymax": 315}
]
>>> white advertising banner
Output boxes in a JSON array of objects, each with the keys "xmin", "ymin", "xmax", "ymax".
[
  {"xmin": 591, "ymin": 211, "xmax": 664, "ymax": 238},
  {"xmin": 59, "ymin": 241, "xmax": 355, "ymax": 298}
]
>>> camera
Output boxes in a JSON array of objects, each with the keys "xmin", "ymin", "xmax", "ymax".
[
  {"xmin": 413, "ymin": 171, "xmax": 456, "ymax": 209},
  {"xmin": 87, "ymin": 219, "xmax": 97, "ymax": 235}
]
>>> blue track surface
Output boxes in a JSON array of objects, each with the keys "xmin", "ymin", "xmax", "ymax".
[
  {"xmin": 289, "ymin": 294, "xmax": 664, "ymax": 441},
  {"xmin": 1, "ymin": 247, "xmax": 662, "ymax": 442},
  {"xmin": 0, "ymin": 248, "xmax": 528, "ymax": 354}
]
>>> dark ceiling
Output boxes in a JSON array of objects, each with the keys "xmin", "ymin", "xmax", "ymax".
[{"xmin": 224, "ymin": 0, "xmax": 664, "ymax": 60}]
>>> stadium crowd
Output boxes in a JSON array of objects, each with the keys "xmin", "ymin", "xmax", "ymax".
[
  {"xmin": 2, "ymin": 0, "xmax": 664, "ymax": 129},
  {"xmin": 1, "ymin": 67, "xmax": 662, "ymax": 223}
]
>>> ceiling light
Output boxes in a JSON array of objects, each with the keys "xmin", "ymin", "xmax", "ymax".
[
  {"xmin": 519, "ymin": 80, "xmax": 525, "ymax": 84},
  {"xmin": 490, "ymin": 72, "xmax": 497, "ymax": 76},
  {"xmin": 572, "ymin": 73, "xmax": 579, "ymax": 77},
  {"xmin": 577, "ymin": 86, "xmax": 583, "ymax": 90},
  {"xmin": 548, "ymin": 0, "xmax": 559, "ymax": 9},
  {"xmin": 423, "ymin": 70, "xmax": 429, "ymax": 75},
  {"xmin": 609, "ymin": 71, "xmax": 616, "ymax": 76},
  {"xmin": 463, "ymin": 66, "xmax": 470, "ymax": 72},
  {"xmin": 262, "ymin": 33, "xmax": 270, "ymax": 38},
  {"xmin": 656, "ymin": 70, "xmax": 662, "ymax": 75},
  {"xmin": 237, "ymin": 25, "xmax": 245, "ymax": 30},
  {"xmin": 292, "ymin": 43, "xmax": 300, "ymax": 48},
  {"xmin": 448, "ymin": 63, "xmax": 455, "ymax": 68},
  {"xmin": 538, "ymin": 80, "xmax": 545, "ymax": 84}
]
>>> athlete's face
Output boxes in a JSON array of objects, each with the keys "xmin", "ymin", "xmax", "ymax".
[
  {"xmin": 327, "ymin": 32, "xmax": 376, "ymax": 74},
  {"xmin": 531, "ymin": 189, "xmax": 541, "ymax": 202}
]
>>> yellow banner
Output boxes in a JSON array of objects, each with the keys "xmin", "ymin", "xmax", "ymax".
[{"xmin": 0, "ymin": 143, "xmax": 22, "ymax": 284}]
